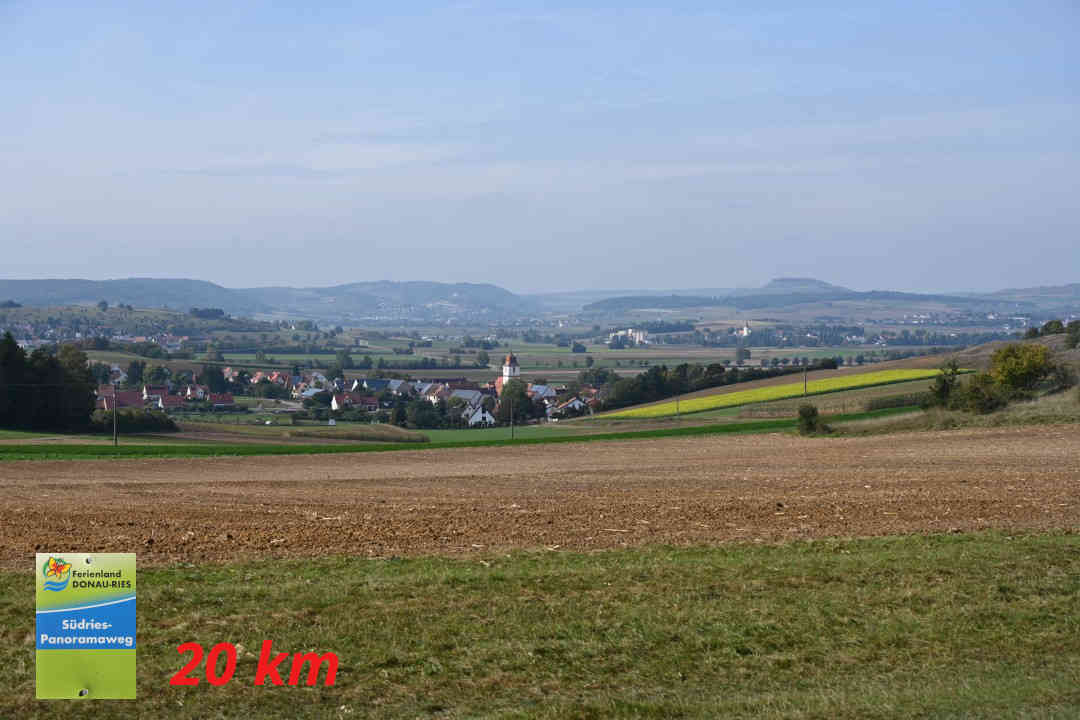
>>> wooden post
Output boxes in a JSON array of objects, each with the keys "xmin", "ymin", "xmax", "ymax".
[{"xmin": 112, "ymin": 383, "xmax": 118, "ymax": 447}]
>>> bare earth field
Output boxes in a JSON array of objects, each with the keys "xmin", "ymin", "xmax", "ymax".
[{"xmin": 1, "ymin": 425, "xmax": 1077, "ymax": 570}]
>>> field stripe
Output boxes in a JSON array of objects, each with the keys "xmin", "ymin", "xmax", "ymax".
[
  {"xmin": 0, "ymin": 407, "xmax": 920, "ymax": 462},
  {"xmin": 602, "ymin": 369, "xmax": 944, "ymax": 419}
]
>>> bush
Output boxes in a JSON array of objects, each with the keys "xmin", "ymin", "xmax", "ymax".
[
  {"xmin": 797, "ymin": 404, "xmax": 827, "ymax": 435},
  {"xmin": 1065, "ymin": 321, "xmax": 1080, "ymax": 350},
  {"xmin": 1041, "ymin": 319, "xmax": 1066, "ymax": 335},
  {"xmin": 989, "ymin": 344, "xmax": 1054, "ymax": 393},
  {"xmin": 951, "ymin": 373, "xmax": 1007, "ymax": 414},
  {"xmin": 1049, "ymin": 364, "xmax": 1078, "ymax": 393},
  {"xmin": 927, "ymin": 359, "xmax": 960, "ymax": 407},
  {"xmin": 90, "ymin": 409, "xmax": 179, "ymax": 434}
]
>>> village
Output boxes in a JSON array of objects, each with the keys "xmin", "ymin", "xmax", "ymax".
[{"xmin": 93, "ymin": 352, "xmax": 600, "ymax": 429}]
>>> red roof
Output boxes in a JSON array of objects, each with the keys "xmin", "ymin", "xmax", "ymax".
[
  {"xmin": 96, "ymin": 391, "xmax": 143, "ymax": 410},
  {"xmin": 208, "ymin": 393, "xmax": 235, "ymax": 405},
  {"xmin": 336, "ymin": 392, "xmax": 377, "ymax": 407}
]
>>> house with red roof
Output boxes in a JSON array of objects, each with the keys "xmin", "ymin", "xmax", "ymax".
[
  {"xmin": 157, "ymin": 395, "xmax": 185, "ymax": 412},
  {"xmin": 331, "ymin": 393, "xmax": 378, "ymax": 412}
]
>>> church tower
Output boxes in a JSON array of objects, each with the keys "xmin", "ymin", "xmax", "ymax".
[
  {"xmin": 502, "ymin": 351, "xmax": 520, "ymax": 381},
  {"xmin": 496, "ymin": 351, "xmax": 520, "ymax": 395}
]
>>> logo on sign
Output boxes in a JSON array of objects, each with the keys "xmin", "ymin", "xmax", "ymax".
[{"xmin": 42, "ymin": 556, "xmax": 72, "ymax": 592}]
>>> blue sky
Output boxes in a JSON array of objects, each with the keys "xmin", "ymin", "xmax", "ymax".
[{"xmin": 2, "ymin": 1, "xmax": 1077, "ymax": 293}]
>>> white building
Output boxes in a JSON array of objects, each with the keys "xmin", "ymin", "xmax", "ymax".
[
  {"xmin": 467, "ymin": 406, "xmax": 497, "ymax": 427},
  {"xmin": 608, "ymin": 328, "xmax": 649, "ymax": 345}
]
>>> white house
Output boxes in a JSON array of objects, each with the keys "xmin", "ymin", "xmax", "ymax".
[
  {"xmin": 467, "ymin": 406, "xmax": 496, "ymax": 427},
  {"xmin": 553, "ymin": 397, "xmax": 590, "ymax": 417}
]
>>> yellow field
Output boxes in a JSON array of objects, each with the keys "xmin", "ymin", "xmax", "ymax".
[{"xmin": 603, "ymin": 369, "xmax": 943, "ymax": 419}]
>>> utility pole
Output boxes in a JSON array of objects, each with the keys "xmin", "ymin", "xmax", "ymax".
[{"xmin": 111, "ymin": 381, "xmax": 119, "ymax": 447}]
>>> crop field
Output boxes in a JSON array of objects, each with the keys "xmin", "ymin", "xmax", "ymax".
[
  {"xmin": 0, "ymin": 408, "xmax": 921, "ymax": 461},
  {"xmin": 2, "ymin": 423, "xmax": 1076, "ymax": 566},
  {"xmin": 602, "ymin": 368, "xmax": 944, "ymax": 418}
]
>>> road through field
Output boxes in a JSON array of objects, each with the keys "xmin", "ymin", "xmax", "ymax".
[{"xmin": 1, "ymin": 425, "xmax": 1077, "ymax": 569}]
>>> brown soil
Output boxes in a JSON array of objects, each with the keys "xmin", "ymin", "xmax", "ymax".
[{"xmin": 2, "ymin": 425, "xmax": 1077, "ymax": 569}]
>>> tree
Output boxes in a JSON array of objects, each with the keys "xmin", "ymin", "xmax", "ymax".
[
  {"xmin": 1041, "ymin": 319, "xmax": 1066, "ymax": 335},
  {"xmin": 390, "ymin": 401, "xmax": 407, "ymax": 427},
  {"xmin": 89, "ymin": 362, "xmax": 112, "ymax": 385},
  {"xmin": 0, "ymin": 332, "xmax": 26, "ymax": 428},
  {"xmin": 145, "ymin": 364, "xmax": 170, "ymax": 385},
  {"xmin": 928, "ymin": 359, "xmax": 960, "ymax": 407},
  {"xmin": 496, "ymin": 379, "xmax": 536, "ymax": 425},
  {"xmin": 571, "ymin": 342, "xmax": 587, "ymax": 353},
  {"xmin": 126, "ymin": 360, "xmax": 146, "ymax": 386},
  {"xmin": 97, "ymin": 300, "xmax": 109, "ymax": 311},
  {"xmin": 989, "ymin": 343, "xmax": 1054, "ymax": 393},
  {"xmin": 0, "ymin": 335, "xmax": 94, "ymax": 431},
  {"xmin": 406, "ymin": 399, "xmax": 443, "ymax": 429},
  {"xmin": 953, "ymin": 372, "xmax": 1006, "ymax": 414},
  {"xmin": 797, "ymin": 404, "xmax": 825, "ymax": 435},
  {"xmin": 201, "ymin": 365, "xmax": 229, "ymax": 393},
  {"xmin": 477, "ymin": 350, "xmax": 490, "ymax": 367},
  {"xmin": 1066, "ymin": 321, "xmax": 1080, "ymax": 350},
  {"xmin": 585, "ymin": 355, "xmax": 594, "ymax": 367},
  {"xmin": 578, "ymin": 367, "xmax": 620, "ymax": 387},
  {"xmin": 335, "ymin": 349, "xmax": 354, "ymax": 370}
]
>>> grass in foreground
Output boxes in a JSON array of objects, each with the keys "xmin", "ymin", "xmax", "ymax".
[
  {"xmin": 2, "ymin": 532, "xmax": 1077, "ymax": 718},
  {"xmin": 0, "ymin": 407, "xmax": 916, "ymax": 461},
  {"xmin": 603, "ymin": 369, "xmax": 944, "ymax": 419}
]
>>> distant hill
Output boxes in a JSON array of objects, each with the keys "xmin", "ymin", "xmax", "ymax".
[
  {"xmin": 236, "ymin": 281, "xmax": 534, "ymax": 319},
  {"xmin": 0, "ymin": 278, "xmax": 249, "ymax": 312},
  {"xmin": 989, "ymin": 283, "xmax": 1080, "ymax": 309},
  {"xmin": 735, "ymin": 277, "xmax": 852, "ymax": 296},
  {"xmin": 529, "ymin": 288, "xmax": 734, "ymax": 312},
  {"xmin": 0, "ymin": 278, "xmax": 533, "ymax": 322},
  {"xmin": 582, "ymin": 278, "xmax": 1032, "ymax": 313}
]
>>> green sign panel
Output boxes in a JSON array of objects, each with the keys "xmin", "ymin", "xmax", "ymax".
[{"xmin": 35, "ymin": 553, "xmax": 136, "ymax": 700}]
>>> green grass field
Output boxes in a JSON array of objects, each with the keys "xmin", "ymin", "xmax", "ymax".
[
  {"xmin": 0, "ymin": 407, "xmax": 919, "ymax": 461},
  {"xmin": 3, "ymin": 532, "xmax": 1077, "ymax": 718},
  {"xmin": 603, "ymin": 369, "xmax": 944, "ymax": 419}
]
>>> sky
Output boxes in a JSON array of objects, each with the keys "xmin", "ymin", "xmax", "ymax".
[{"xmin": 1, "ymin": 1, "xmax": 1078, "ymax": 294}]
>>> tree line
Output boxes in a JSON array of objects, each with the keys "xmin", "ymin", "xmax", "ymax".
[
  {"xmin": 0, "ymin": 332, "xmax": 95, "ymax": 431},
  {"xmin": 594, "ymin": 358, "xmax": 839, "ymax": 412}
]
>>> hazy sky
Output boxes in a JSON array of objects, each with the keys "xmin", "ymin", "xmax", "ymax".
[{"xmin": 2, "ymin": 1, "xmax": 1077, "ymax": 294}]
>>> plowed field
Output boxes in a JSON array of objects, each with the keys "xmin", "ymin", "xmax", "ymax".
[{"xmin": 2, "ymin": 425, "xmax": 1077, "ymax": 569}]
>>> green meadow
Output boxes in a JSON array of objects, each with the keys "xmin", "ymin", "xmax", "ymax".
[{"xmin": 2, "ymin": 532, "xmax": 1077, "ymax": 718}]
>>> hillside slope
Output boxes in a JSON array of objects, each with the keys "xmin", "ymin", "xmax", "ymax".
[{"xmin": 0, "ymin": 278, "xmax": 532, "ymax": 321}]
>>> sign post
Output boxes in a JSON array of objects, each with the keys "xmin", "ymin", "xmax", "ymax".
[{"xmin": 35, "ymin": 553, "xmax": 137, "ymax": 700}]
